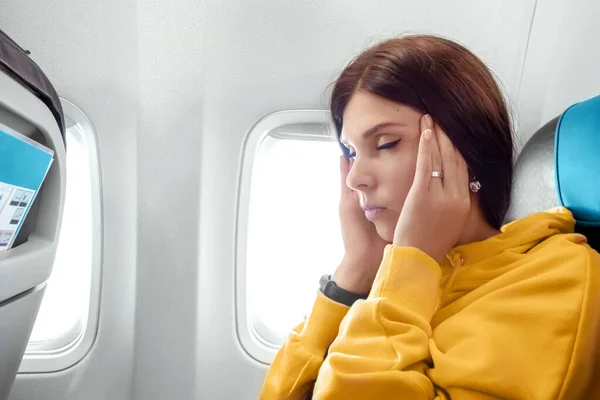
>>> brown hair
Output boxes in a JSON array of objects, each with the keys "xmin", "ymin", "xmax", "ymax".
[{"xmin": 330, "ymin": 34, "xmax": 514, "ymax": 229}]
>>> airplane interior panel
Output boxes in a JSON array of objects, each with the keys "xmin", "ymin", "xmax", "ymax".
[{"xmin": 1, "ymin": 0, "xmax": 599, "ymax": 399}]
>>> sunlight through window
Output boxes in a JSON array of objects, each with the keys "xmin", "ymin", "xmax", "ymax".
[
  {"xmin": 246, "ymin": 135, "xmax": 345, "ymax": 346},
  {"xmin": 27, "ymin": 121, "xmax": 94, "ymax": 348}
]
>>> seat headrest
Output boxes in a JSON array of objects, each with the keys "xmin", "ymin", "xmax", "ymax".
[
  {"xmin": 507, "ymin": 94, "xmax": 600, "ymax": 227},
  {"xmin": 506, "ymin": 94, "xmax": 600, "ymax": 249},
  {"xmin": 555, "ymin": 95, "xmax": 600, "ymax": 227}
]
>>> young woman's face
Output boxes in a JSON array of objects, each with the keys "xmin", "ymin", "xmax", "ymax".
[{"xmin": 340, "ymin": 90, "xmax": 423, "ymax": 241}]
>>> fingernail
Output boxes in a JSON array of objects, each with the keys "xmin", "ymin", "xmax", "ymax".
[
  {"xmin": 425, "ymin": 114, "xmax": 433, "ymax": 127},
  {"xmin": 422, "ymin": 129, "xmax": 432, "ymax": 139}
]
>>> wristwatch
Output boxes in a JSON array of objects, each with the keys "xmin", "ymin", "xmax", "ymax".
[{"xmin": 319, "ymin": 274, "xmax": 368, "ymax": 307}]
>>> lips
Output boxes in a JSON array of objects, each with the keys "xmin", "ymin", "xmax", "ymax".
[{"xmin": 361, "ymin": 205, "xmax": 386, "ymax": 221}]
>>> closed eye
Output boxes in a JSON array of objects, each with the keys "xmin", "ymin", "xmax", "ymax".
[
  {"xmin": 345, "ymin": 139, "xmax": 401, "ymax": 158},
  {"xmin": 378, "ymin": 139, "xmax": 401, "ymax": 150}
]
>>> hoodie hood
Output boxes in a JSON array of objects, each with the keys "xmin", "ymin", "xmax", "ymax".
[
  {"xmin": 437, "ymin": 207, "xmax": 581, "ymax": 308},
  {"xmin": 447, "ymin": 207, "xmax": 576, "ymax": 267}
]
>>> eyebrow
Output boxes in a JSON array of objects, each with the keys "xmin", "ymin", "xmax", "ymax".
[{"xmin": 340, "ymin": 122, "xmax": 408, "ymax": 145}]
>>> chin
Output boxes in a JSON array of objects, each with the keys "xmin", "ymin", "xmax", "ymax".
[{"xmin": 373, "ymin": 220, "xmax": 394, "ymax": 242}]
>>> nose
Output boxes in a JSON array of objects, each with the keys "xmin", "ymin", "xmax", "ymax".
[{"xmin": 345, "ymin": 157, "xmax": 375, "ymax": 192}]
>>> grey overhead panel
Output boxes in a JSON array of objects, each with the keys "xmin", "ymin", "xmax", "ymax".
[{"xmin": 0, "ymin": 29, "xmax": 66, "ymax": 400}]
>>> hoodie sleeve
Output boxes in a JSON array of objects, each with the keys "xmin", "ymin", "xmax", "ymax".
[
  {"xmin": 258, "ymin": 290, "xmax": 350, "ymax": 400},
  {"xmin": 312, "ymin": 245, "xmax": 443, "ymax": 399}
]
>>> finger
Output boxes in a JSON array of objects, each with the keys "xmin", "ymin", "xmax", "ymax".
[
  {"xmin": 340, "ymin": 155, "xmax": 360, "ymax": 200},
  {"xmin": 424, "ymin": 115, "xmax": 443, "ymax": 190},
  {"xmin": 456, "ymin": 151, "xmax": 471, "ymax": 197},
  {"xmin": 339, "ymin": 155, "xmax": 352, "ymax": 194},
  {"xmin": 414, "ymin": 115, "xmax": 435, "ymax": 189},
  {"xmin": 436, "ymin": 126, "xmax": 457, "ymax": 191}
]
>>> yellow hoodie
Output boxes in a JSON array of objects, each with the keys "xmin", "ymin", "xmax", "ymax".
[{"xmin": 259, "ymin": 208, "xmax": 600, "ymax": 399}]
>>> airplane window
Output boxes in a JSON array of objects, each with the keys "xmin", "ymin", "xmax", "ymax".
[
  {"xmin": 245, "ymin": 135, "xmax": 345, "ymax": 347},
  {"xmin": 24, "ymin": 102, "xmax": 98, "ymax": 358}
]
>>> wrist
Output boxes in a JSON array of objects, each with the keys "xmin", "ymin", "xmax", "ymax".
[
  {"xmin": 320, "ymin": 274, "xmax": 367, "ymax": 306},
  {"xmin": 332, "ymin": 259, "xmax": 374, "ymax": 295}
]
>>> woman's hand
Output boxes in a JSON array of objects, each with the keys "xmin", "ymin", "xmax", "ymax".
[
  {"xmin": 393, "ymin": 114, "xmax": 471, "ymax": 265},
  {"xmin": 333, "ymin": 155, "xmax": 389, "ymax": 294}
]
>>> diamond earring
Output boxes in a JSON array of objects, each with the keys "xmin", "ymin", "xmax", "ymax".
[{"xmin": 469, "ymin": 180, "xmax": 481, "ymax": 193}]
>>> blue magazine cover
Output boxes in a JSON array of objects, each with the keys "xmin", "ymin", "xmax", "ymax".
[{"xmin": 0, "ymin": 127, "xmax": 54, "ymax": 251}]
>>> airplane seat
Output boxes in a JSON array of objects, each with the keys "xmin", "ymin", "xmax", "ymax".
[
  {"xmin": 506, "ymin": 94, "xmax": 600, "ymax": 252},
  {"xmin": 0, "ymin": 29, "xmax": 66, "ymax": 400}
]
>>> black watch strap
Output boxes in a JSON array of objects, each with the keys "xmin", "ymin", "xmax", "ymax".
[{"xmin": 319, "ymin": 274, "xmax": 367, "ymax": 307}]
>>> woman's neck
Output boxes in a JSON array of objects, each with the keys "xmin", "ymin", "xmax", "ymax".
[{"xmin": 456, "ymin": 199, "xmax": 501, "ymax": 246}]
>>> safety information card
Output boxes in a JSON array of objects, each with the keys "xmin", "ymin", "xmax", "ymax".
[{"xmin": 0, "ymin": 128, "xmax": 54, "ymax": 251}]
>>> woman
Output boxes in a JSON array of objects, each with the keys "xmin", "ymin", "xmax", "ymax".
[{"xmin": 259, "ymin": 35, "xmax": 600, "ymax": 399}]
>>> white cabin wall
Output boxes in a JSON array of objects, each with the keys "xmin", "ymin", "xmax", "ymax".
[
  {"xmin": 0, "ymin": 1, "xmax": 138, "ymax": 400},
  {"xmin": 516, "ymin": 0, "xmax": 599, "ymax": 151},
  {"xmin": 133, "ymin": 1, "xmax": 207, "ymax": 399},
  {"xmin": 538, "ymin": 0, "xmax": 600, "ymax": 124},
  {"xmin": 3, "ymin": 0, "xmax": 600, "ymax": 399}
]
